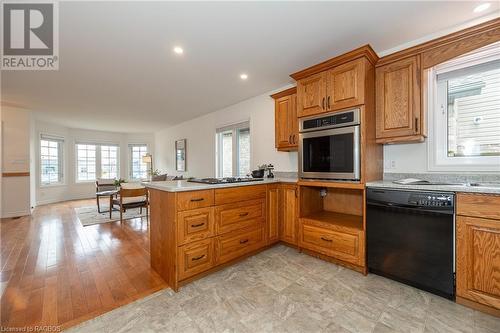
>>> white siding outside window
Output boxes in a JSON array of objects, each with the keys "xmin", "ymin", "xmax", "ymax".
[
  {"xmin": 40, "ymin": 135, "xmax": 64, "ymax": 185},
  {"xmin": 428, "ymin": 42, "xmax": 500, "ymax": 172}
]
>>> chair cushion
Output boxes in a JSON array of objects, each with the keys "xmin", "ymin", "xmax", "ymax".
[
  {"xmin": 120, "ymin": 196, "xmax": 147, "ymax": 204},
  {"xmin": 97, "ymin": 178, "xmax": 116, "ymax": 185}
]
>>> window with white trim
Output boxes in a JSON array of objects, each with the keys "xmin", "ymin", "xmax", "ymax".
[
  {"xmin": 216, "ymin": 122, "xmax": 250, "ymax": 177},
  {"xmin": 100, "ymin": 145, "xmax": 119, "ymax": 179},
  {"xmin": 129, "ymin": 145, "xmax": 148, "ymax": 180},
  {"xmin": 76, "ymin": 143, "xmax": 120, "ymax": 181},
  {"xmin": 76, "ymin": 144, "xmax": 97, "ymax": 181},
  {"xmin": 428, "ymin": 42, "xmax": 500, "ymax": 172},
  {"xmin": 40, "ymin": 135, "xmax": 64, "ymax": 185}
]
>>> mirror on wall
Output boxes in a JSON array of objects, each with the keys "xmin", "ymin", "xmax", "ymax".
[{"xmin": 175, "ymin": 139, "xmax": 186, "ymax": 172}]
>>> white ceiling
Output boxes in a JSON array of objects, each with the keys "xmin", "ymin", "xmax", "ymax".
[{"xmin": 2, "ymin": 1, "xmax": 499, "ymax": 133}]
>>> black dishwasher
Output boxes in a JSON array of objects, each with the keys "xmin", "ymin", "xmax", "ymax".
[{"xmin": 366, "ymin": 188, "xmax": 455, "ymax": 299}]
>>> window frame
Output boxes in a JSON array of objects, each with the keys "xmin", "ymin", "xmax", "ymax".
[
  {"xmin": 129, "ymin": 144, "xmax": 149, "ymax": 181},
  {"xmin": 75, "ymin": 142, "xmax": 121, "ymax": 183},
  {"xmin": 215, "ymin": 121, "xmax": 251, "ymax": 178},
  {"xmin": 427, "ymin": 42, "xmax": 500, "ymax": 172},
  {"xmin": 39, "ymin": 135, "xmax": 64, "ymax": 187}
]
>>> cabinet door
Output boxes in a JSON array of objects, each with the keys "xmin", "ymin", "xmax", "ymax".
[
  {"xmin": 267, "ymin": 185, "xmax": 279, "ymax": 244},
  {"xmin": 457, "ymin": 215, "xmax": 500, "ymax": 310},
  {"xmin": 280, "ymin": 185, "xmax": 298, "ymax": 245},
  {"xmin": 326, "ymin": 58, "xmax": 365, "ymax": 111},
  {"xmin": 375, "ymin": 55, "xmax": 421, "ymax": 140},
  {"xmin": 275, "ymin": 94, "xmax": 297, "ymax": 150},
  {"xmin": 297, "ymin": 72, "xmax": 327, "ymax": 118}
]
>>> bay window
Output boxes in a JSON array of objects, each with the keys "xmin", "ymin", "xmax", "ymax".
[{"xmin": 76, "ymin": 143, "xmax": 120, "ymax": 181}]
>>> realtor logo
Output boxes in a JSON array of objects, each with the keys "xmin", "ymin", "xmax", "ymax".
[{"xmin": 1, "ymin": 1, "xmax": 59, "ymax": 70}]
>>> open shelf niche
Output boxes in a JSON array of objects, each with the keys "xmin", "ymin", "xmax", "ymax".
[{"xmin": 299, "ymin": 185, "xmax": 364, "ymax": 232}]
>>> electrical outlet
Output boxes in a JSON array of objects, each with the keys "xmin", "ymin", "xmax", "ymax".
[{"xmin": 391, "ymin": 160, "xmax": 396, "ymax": 169}]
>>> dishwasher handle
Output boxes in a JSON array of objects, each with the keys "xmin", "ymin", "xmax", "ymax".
[{"xmin": 367, "ymin": 201, "xmax": 454, "ymax": 215}]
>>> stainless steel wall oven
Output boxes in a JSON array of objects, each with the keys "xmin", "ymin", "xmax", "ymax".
[{"xmin": 299, "ymin": 108, "xmax": 360, "ymax": 181}]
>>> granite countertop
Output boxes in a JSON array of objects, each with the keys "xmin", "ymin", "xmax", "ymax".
[
  {"xmin": 143, "ymin": 177, "xmax": 298, "ymax": 192},
  {"xmin": 366, "ymin": 180, "xmax": 500, "ymax": 195}
]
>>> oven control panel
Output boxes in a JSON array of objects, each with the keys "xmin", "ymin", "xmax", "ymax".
[{"xmin": 300, "ymin": 108, "xmax": 360, "ymax": 132}]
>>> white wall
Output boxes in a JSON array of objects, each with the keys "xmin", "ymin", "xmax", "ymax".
[
  {"xmin": 155, "ymin": 87, "xmax": 298, "ymax": 177},
  {"xmin": 1, "ymin": 107, "xmax": 32, "ymax": 218},
  {"xmin": 35, "ymin": 120, "xmax": 154, "ymax": 205}
]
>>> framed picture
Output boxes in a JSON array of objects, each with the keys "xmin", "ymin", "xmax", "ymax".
[{"xmin": 175, "ymin": 139, "xmax": 186, "ymax": 172}]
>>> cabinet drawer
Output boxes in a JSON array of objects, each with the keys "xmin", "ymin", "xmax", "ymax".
[
  {"xmin": 216, "ymin": 199, "xmax": 265, "ymax": 235},
  {"xmin": 457, "ymin": 193, "xmax": 500, "ymax": 220},
  {"xmin": 215, "ymin": 185, "xmax": 266, "ymax": 205},
  {"xmin": 177, "ymin": 190, "xmax": 214, "ymax": 211},
  {"xmin": 216, "ymin": 226, "xmax": 265, "ymax": 265},
  {"xmin": 178, "ymin": 239, "xmax": 215, "ymax": 281},
  {"xmin": 300, "ymin": 224, "xmax": 360, "ymax": 265},
  {"xmin": 177, "ymin": 207, "xmax": 215, "ymax": 245}
]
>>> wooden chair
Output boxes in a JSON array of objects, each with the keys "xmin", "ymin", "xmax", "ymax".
[
  {"xmin": 110, "ymin": 185, "xmax": 149, "ymax": 223},
  {"xmin": 95, "ymin": 178, "xmax": 117, "ymax": 213}
]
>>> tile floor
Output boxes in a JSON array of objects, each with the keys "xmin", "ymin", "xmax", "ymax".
[{"xmin": 67, "ymin": 245, "xmax": 500, "ymax": 333}]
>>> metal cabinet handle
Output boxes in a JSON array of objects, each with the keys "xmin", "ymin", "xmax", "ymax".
[
  {"xmin": 321, "ymin": 237, "xmax": 333, "ymax": 242},
  {"xmin": 415, "ymin": 117, "xmax": 419, "ymax": 133},
  {"xmin": 327, "ymin": 96, "xmax": 331, "ymax": 109},
  {"xmin": 192, "ymin": 254, "xmax": 205, "ymax": 261},
  {"xmin": 191, "ymin": 222, "xmax": 205, "ymax": 228},
  {"xmin": 322, "ymin": 97, "xmax": 325, "ymax": 110},
  {"xmin": 190, "ymin": 198, "xmax": 204, "ymax": 202},
  {"xmin": 239, "ymin": 212, "xmax": 249, "ymax": 217},
  {"xmin": 240, "ymin": 239, "xmax": 249, "ymax": 244},
  {"xmin": 289, "ymin": 135, "xmax": 292, "ymax": 144}
]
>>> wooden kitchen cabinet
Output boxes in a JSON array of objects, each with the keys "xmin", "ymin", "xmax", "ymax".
[
  {"xmin": 375, "ymin": 55, "xmax": 424, "ymax": 143},
  {"xmin": 326, "ymin": 58, "xmax": 365, "ymax": 111},
  {"xmin": 292, "ymin": 47, "xmax": 378, "ymax": 119},
  {"xmin": 296, "ymin": 72, "xmax": 327, "ymax": 118},
  {"xmin": 456, "ymin": 193, "xmax": 500, "ymax": 314},
  {"xmin": 280, "ymin": 184, "xmax": 298, "ymax": 245},
  {"xmin": 267, "ymin": 184, "xmax": 280, "ymax": 244},
  {"xmin": 271, "ymin": 87, "xmax": 298, "ymax": 151}
]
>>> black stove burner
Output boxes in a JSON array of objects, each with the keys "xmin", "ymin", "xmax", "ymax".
[{"xmin": 187, "ymin": 177, "xmax": 264, "ymax": 184}]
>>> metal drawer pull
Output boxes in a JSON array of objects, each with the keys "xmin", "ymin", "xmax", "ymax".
[
  {"xmin": 239, "ymin": 212, "xmax": 249, "ymax": 217},
  {"xmin": 191, "ymin": 222, "xmax": 205, "ymax": 227},
  {"xmin": 240, "ymin": 239, "xmax": 249, "ymax": 244},
  {"xmin": 322, "ymin": 97, "xmax": 325, "ymax": 109},
  {"xmin": 190, "ymin": 198, "xmax": 204, "ymax": 202},
  {"xmin": 327, "ymin": 96, "xmax": 331, "ymax": 109},
  {"xmin": 192, "ymin": 254, "xmax": 205, "ymax": 261},
  {"xmin": 321, "ymin": 237, "xmax": 333, "ymax": 242}
]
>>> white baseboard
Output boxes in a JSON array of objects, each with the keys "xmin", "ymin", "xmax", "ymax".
[
  {"xmin": 2, "ymin": 210, "xmax": 31, "ymax": 219},
  {"xmin": 36, "ymin": 194, "xmax": 95, "ymax": 206}
]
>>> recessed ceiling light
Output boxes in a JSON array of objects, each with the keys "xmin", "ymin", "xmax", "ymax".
[
  {"xmin": 474, "ymin": 2, "xmax": 491, "ymax": 13},
  {"xmin": 240, "ymin": 73, "xmax": 248, "ymax": 80},
  {"xmin": 173, "ymin": 46, "xmax": 184, "ymax": 55}
]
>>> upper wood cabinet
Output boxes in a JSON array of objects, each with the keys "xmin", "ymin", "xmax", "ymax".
[
  {"xmin": 326, "ymin": 58, "xmax": 365, "ymax": 111},
  {"xmin": 292, "ymin": 46, "xmax": 378, "ymax": 118},
  {"xmin": 271, "ymin": 87, "xmax": 298, "ymax": 151},
  {"xmin": 297, "ymin": 72, "xmax": 327, "ymax": 117},
  {"xmin": 375, "ymin": 55, "xmax": 423, "ymax": 143},
  {"xmin": 296, "ymin": 59, "xmax": 366, "ymax": 118}
]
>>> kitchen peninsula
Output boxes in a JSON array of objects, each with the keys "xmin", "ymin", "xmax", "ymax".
[{"xmin": 145, "ymin": 178, "xmax": 298, "ymax": 291}]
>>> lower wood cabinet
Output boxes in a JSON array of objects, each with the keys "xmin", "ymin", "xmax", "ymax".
[
  {"xmin": 216, "ymin": 199, "xmax": 265, "ymax": 235},
  {"xmin": 216, "ymin": 226, "xmax": 265, "ymax": 265},
  {"xmin": 300, "ymin": 223, "xmax": 361, "ymax": 266},
  {"xmin": 281, "ymin": 185, "xmax": 298, "ymax": 245},
  {"xmin": 267, "ymin": 185, "xmax": 280, "ymax": 244},
  {"xmin": 178, "ymin": 238, "xmax": 215, "ymax": 281},
  {"xmin": 177, "ymin": 207, "xmax": 215, "ymax": 245},
  {"xmin": 456, "ymin": 193, "xmax": 500, "ymax": 312}
]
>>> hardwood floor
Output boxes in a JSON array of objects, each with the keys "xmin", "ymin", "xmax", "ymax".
[{"xmin": 0, "ymin": 199, "xmax": 167, "ymax": 330}]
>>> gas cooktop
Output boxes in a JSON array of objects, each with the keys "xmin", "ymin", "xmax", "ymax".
[{"xmin": 187, "ymin": 177, "xmax": 264, "ymax": 184}]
